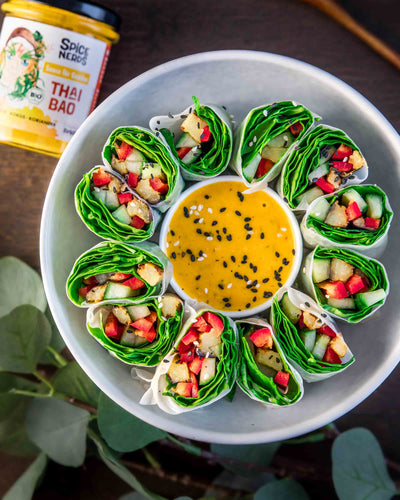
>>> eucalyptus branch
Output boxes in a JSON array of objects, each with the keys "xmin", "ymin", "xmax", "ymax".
[
  {"xmin": 45, "ymin": 345, "xmax": 68, "ymax": 368},
  {"xmin": 142, "ymin": 447, "xmax": 161, "ymax": 469},
  {"xmin": 33, "ymin": 370, "xmax": 54, "ymax": 397}
]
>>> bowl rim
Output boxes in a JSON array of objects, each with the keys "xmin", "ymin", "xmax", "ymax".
[
  {"xmin": 40, "ymin": 49, "xmax": 400, "ymax": 444},
  {"xmin": 158, "ymin": 175, "xmax": 303, "ymax": 318}
]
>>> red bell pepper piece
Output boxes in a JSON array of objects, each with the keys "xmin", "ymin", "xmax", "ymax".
[
  {"xmin": 180, "ymin": 348, "xmax": 195, "ymax": 364},
  {"xmin": 191, "ymin": 373, "xmax": 199, "ymax": 398},
  {"xmin": 318, "ymin": 281, "xmax": 348, "ymax": 299},
  {"xmin": 149, "ymin": 177, "xmax": 169, "ymax": 194},
  {"xmin": 346, "ymin": 201, "xmax": 362, "ymax": 221},
  {"xmin": 78, "ymin": 285, "xmax": 94, "ymax": 297},
  {"xmin": 255, "ymin": 158, "xmax": 274, "ymax": 179},
  {"xmin": 117, "ymin": 192, "xmax": 133, "ymax": 205},
  {"xmin": 83, "ymin": 275, "xmax": 98, "ymax": 285},
  {"xmin": 93, "ymin": 169, "xmax": 112, "ymax": 187},
  {"xmin": 189, "ymin": 356, "xmax": 203, "ymax": 375},
  {"xmin": 332, "ymin": 143, "xmax": 353, "ymax": 160},
  {"xmin": 331, "ymin": 161, "xmax": 353, "ymax": 172},
  {"xmin": 177, "ymin": 147, "xmax": 192, "ymax": 159},
  {"xmin": 274, "ymin": 371, "xmax": 289, "ymax": 387},
  {"xmin": 123, "ymin": 276, "xmax": 145, "ymax": 289},
  {"xmin": 322, "ymin": 347, "xmax": 341, "ymax": 364},
  {"xmin": 316, "ymin": 324, "xmax": 336, "ymax": 338},
  {"xmin": 130, "ymin": 316, "xmax": 154, "ymax": 333},
  {"xmin": 365, "ymin": 217, "xmax": 380, "ymax": 229},
  {"xmin": 174, "ymin": 382, "xmax": 193, "ymax": 398},
  {"xmin": 200, "ymin": 125, "xmax": 212, "ymax": 142},
  {"xmin": 345, "ymin": 274, "xmax": 365, "ymax": 295},
  {"xmin": 130, "ymin": 216, "xmax": 146, "ymax": 229},
  {"xmin": 289, "ymin": 122, "xmax": 303, "ymax": 137},
  {"xmin": 178, "ymin": 341, "xmax": 193, "ymax": 355},
  {"xmin": 249, "ymin": 328, "xmax": 272, "ymax": 348},
  {"xmin": 127, "ymin": 172, "xmax": 139, "ymax": 188},
  {"xmin": 181, "ymin": 327, "xmax": 199, "ymax": 345},
  {"xmin": 315, "ymin": 176, "xmax": 335, "ymax": 193},
  {"xmin": 203, "ymin": 312, "xmax": 224, "ymax": 336},
  {"xmin": 115, "ymin": 141, "xmax": 133, "ymax": 160},
  {"xmin": 192, "ymin": 315, "xmax": 212, "ymax": 332},
  {"xmin": 142, "ymin": 326, "xmax": 157, "ymax": 343},
  {"xmin": 298, "ymin": 312, "xmax": 306, "ymax": 330},
  {"xmin": 105, "ymin": 312, "xmax": 121, "ymax": 340},
  {"xmin": 110, "ymin": 272, "xmax": 132, "ymax": 282}
]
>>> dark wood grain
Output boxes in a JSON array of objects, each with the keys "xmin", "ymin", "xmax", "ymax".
[{"xmin": 0, "ymin": 0, "xmax": 399, "ymax": 497}]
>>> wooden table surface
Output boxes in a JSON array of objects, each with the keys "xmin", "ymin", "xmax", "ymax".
[{"xmin": 0, "ymin": 0, "xmax": 399, "ymax": 497}]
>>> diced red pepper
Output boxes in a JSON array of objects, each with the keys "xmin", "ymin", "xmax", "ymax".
[
  {"xmin": 178, "ymin": 341, "xmax": 192, "ymax": 356},
  {"xmin": 180, "ymin": 348, "xmax": 195, "ymax": 364},
  {"xmin": 127, "ymin": 172, "xmax": 139, "ymax": 188},
  {"xmin": 331, "ymin": 161, "xmax": 353, "ymax": 172},
  {"xmin": 191, "ymin": 373, "xmax": 199, "ymax": 398},
  {"xmin": 322, "ymin": 347, "xmax": 341, "ymax": 364},
  {"xmin": 255, "ymin": 158, "xmax": 274, "ymax": 179},
  {"xmin": 203, "ymin": 312, "xmax": 224, "ymax": 336},
  {"xmin": 192, "ymin": 315, "xmax": 212, "ymax": 332},
  {"xmin": 117, "ymin": 192, "xmax": 133, "ymax": 205},
  {"xmin": 105, "ymin": 312, "xmax": 121, "ymax": 340},
  {"xmin": 142, "ymin": 326, "xmax": 157, "ymax": 343},
  {"xmin": 345, "ymin": 274, "xmax": 365, "ymax": 295},
  {"xmin": 149, "ymin": 177, "xmax": 169, "ymax": 194},
  {"xmin": 145, "ymin": 311, "xmax": 158, "ymax": 324},
  {"xmin": 298, "ymin": 312, "xmax": 306, "ymax": 330},
  {"xmin": 189, "ymin": 356, "xmax": 203, "ymax": 375},
  {"xmin": 123, "ymin": 276, "xmax": 146, "ymax": 289},
  {"xmin": 346, "ymin": 201, "xmax": 362, "ymax": 221},
  {"xmin": 83, "ymin": 276, "xmax": 98, "ymax": 285},
  {"xmin": 110, "ymin": 272, "xmax": 133, "ymax": 282},
  {"xmin": 115, "ymin": 141, "xmax": 133, "ymax": 160},
  {"xmin": 93, "ymin": 169, "xmax": 112, "ymax": 187},
  {"xmin": 316, "ymin": 324, "xmax": 336, "ymax": 338},
  {"xmin": 315, "ymin": 176, "xmax": 335, "ymax": 193},
  {"xmin": 174, "ymin": 382, "xmax": 193, "ymax": 398},
  {"xmin": 319, "ymin": 281, "xmax": 348, "ymax": 299},
  {"xmin": 130, "ymin": 216, "xmax": 146, "ymax": 229},
  {"xmin": 177, "ymin": 147, "xmax": 192, "ymax": 159},
  {"xmin": 200, "ymin": 125, "xmax": 212, "ymax": 142},
  {"xmin": 249, "ymin": 328, "xmax": 272, "ymax": 348},
  {"xmin": 365, "ymin": 217, "xmax": 380, "ymax": 229},
  {"xmin": 332, "ymin": 143, "xmax": 353, "ymax": 160},
  {"xmin": 130, "ymin": 316, "xmax": 154, "ymax": 333},
  {"xmin": 274, "ymin": 371, "xmax": 289, "ymax": 387},
  {"xmin": 78, "ymin": 285, "xmax": 94, "ymax": 297},
  {"xmin": 181, "ymin": 327, "xmax": 199, "ymax": 345},
  {"xmin": 289, "ymin": 122, "xmax": 303, "ymax": 137}
]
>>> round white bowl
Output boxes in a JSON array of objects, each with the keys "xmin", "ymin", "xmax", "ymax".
[
  {"xmin": 40, "ymin": 50, "xmax": 400, "ymax": 444},
  {"xmin": 159, "ymin": 175, "xmax": 303, "ymax": 318}
]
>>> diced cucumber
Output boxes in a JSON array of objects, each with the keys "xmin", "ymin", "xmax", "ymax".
[
  {"xmin": 365, "ymin": 194, "xmax": 383, "ymax": 219},
  {"xmin": 104, "ymin": 282, "xmax": 141, "ymax": 300},
  {"xmin": 126, "ymin": 147, "xmax": 146, "ymax": 163},
  {"xmin": 312, "ymin": 333, "xmax": 330, "ymax": 360},
  {"xmin": 127, "ymin": 304, "xmax": 151, "ymax": 320},
  {"xmin": 261, "ymin": 145, "xmax": 287, "ymax": 163},
  {"xmin": 327, "ymin": 297, "xmax": 356, "ymax": 309},
  {"xmin": 268, "ymin": 131, "xmax": 294, "ymax": 148},
  {"xmin": 112, "ymin": 205, "xmax": 131, "ymax": 225},
  {"xmin": 176, "ymin": 132, "xmax": 199, "ymax": 148},
  {"xmin": 312, "ymin": 258, "xmax": 331, "ymax": 283},
  {"xmin": 104, "ymin": 191, "xmax": 120, "ymax": 210},
  {"xmin": 308, "ymin": 162, "xmax": 329, "ymax": 183},
  {"xmin": 243, "ymin": 153, "xmax": 262, "ymax": 181},
  {"xmin": 181, "ymin": 145, "xmax": 201, "ymax": 165},
  {"xmin": 310, "ymin": 198, "xmax": 331, "ymax": 221},
  {"xmin": 141, "ymin": 163, "xmax": 164, "ymax": 180},
  {"xmin": 295, "ymin": 186, "xmax": 324, "ymax": 206},
  {"xmin": 341, "ymin": 189, "xmax": 368, "ymax": 212},
  {"xmin": 281, "ymin": 293, "xmax": 302, "ymax": 324},
  {"xmin": 93, "ymin": 189, "xmax": 107, "ymax": 205},
  {"xmin": 300, "ymin": 329, "xmax": 316, "ymax": 352},
  {"xmin": 125, "ymin": 161, "xmax": 143, "ymax": 175},
  {"xmin": 257, "ymin": 364, "xmax": 277, "ymax": 378},
  {"xmin": 199, "ymin": 357, "xmax": 216, "ymax": 385},
  {"xmin": 255, "ymin": 349, "xmax": 283, "ymax": 371},
  {"xmin": 318, "ymin": 145, "xmax": 336, "ymax": 164},
  {"xmin": 355, "ymin": 289, "xmax": 386, "ymax": 308},
  {"xmin": 120, "ymin": 327, "xmax": 148, "ymax": 347}
]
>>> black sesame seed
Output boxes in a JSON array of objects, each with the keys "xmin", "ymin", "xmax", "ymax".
[
  {"xmin": 262, "ymin": 278, "xmax": 269, "ymax": 283},
  {"xmin": 231, "ymin": 256, "xmax": 236, "ymax": 263},
  {"xmin": 191, "ymin": 255, "xmax": 195, "ymax": 262},
  {"xmin": 292, "ymin": 249, "xmax": 296, "ymax": 255},
  {"xmin": 246, "ymin": 303, "xmax": 251, "ymax": 308},
  {"xmin": 171, "ymin": 252, "xmax": 176, "ymax": 259},
  {"xmin": 225, "ymin": 303, "xmax": 232, "ymax": 308},
  {"xmin": 283, "ymin": 197, "xmax": 288, "ymax": 203},
  {"xmin": 223, "ymin": 297, "xmax": 229, "ymax": 302},
  {"xmin": 282, "ymin": 258, "xmax": 289, "ymax": 265},
  {"xmin": 251, "ymin": 288, "xmax": 258, "ymax": 293},
  {"xmin": 156, "ymin": 120, "xmax": 161, "ymax": 125},
  {"xmin": 183, "ymin": 207, "xmax": 189, "ymax": 218},
  {"xmin": 349, "ymin": 175, "xmax": 355, "ymax": 179},
  {"xmin": 168, "ymin": 112, "xmax": 174, "ymax": 118},
  {"xmin": 181, "ymin": 252, "xmax": 186, "ymax": 257},
  {"xmin": 244, "ymin": 217, "xmax": 251, "ymax": 222},
  {"xmin": 163, "ymin": 359, "xmax": 170, "ymax": 363},
  {"xmin": 235, "ymin": 210, "xmax": 242, "ymax": 216},
  {"xmin": 275, "ymin": 252, "xmax": 280, "ymax": 258},
  {"xmin": 187, "ymin": 249, "xmax": 192, "ymax": 254},
  {"xmin": 243, "ymin": 255, "xmax": 248, "ymax": 260},
  {"xmin": 223, "ymin": 261, "xmax": 228, "ymax": 268},
  {"xmin": 113, "ymin": 187, "xmax": 116, "ymax": 193},
  {"xmin": 278, "ymin": 283, "xmax": 282, "ymax": 287},
  {"xmin": 170, "ymin": 230, "xmax": 175, "ymax": 236},
  {"xmin": 260, "ymin": 232, "xmax": 265, "ymax": 239},
  {"xmin": 196, "ymin": 228, "xmax": 202, "ymax": 234},
  {"xmin": 305, "ymin": 302, "xmax": 311, "ymax": 307},
  {"xmin": 244, "ymin": 223, "xmax": 251, "ymax": 231},
  {"xmin": 204, "ymin": 232, "xmax": 211, "ymax": 237},
  {"xmin": 249, "ymin": 263, "xmax": 253, "ymax": 269},
  {"xmin": 244, "ymin": 275, "xmax": 249, "ymax": 282},
  {"xmin": 253, "ymin": 266, "xmax": 258, "ymax": 273},
  {"xmin": 220, "ymin": 207, "xmax": 226, "ymax": 213},
  {"xmin": 312, "ymin": 178, "xmax": 317, "ymax": 183},
  {"xmin": 194, "ymin": 218, "xmax": 200, "ymax": 223},
  {"xmin": 322, "ymin": 313, "xmax": 327, "ymax": 317},
  {"xmin": 227, "ymin": 234, "xmax": 232, "ymax": 241},
  {"xmin": 180, "ymin": 114, "xmax": 187, "ymax": 119},
  {"xmin": 195, "ymin": 275, "xmax": 201, "ymax": 280},
  {"xmin": 212, "ymin": 220, "xmax": 218, "ymax": 226},
  {"xmin": 223, "ymin": 227, "xmax": 227, "ymax": 234},
  {"xmin": 253, "ymin": 297, "xmax": 257, "ymax": 302},
  {"xmin": 278, "ymin": 266, "xmax": 283, "ymax": 272},
  {"xmin": 199, "ymin": 250, "xmax": 203, "ymax": 256},
  {"xmin": 218, "ymin": 284, "xmax": 224, "ymax": 290},
  {"xmin": 217, "ymin": 235, "xmax": 222, "ymax": 241},
  {"xmin": 246, "ymin": 234, "xmax": 251, "ymax": 240},
  {"xmin": 205, "ymin": 194, "xmax": 210, "ymax": 199},
  {"xmin": 263, "ymin": 291, "xmax": 273, "ymax": 298},
  {"xmin": 237, "ymin": 191, "xmax": 244, "ymax": 202}
]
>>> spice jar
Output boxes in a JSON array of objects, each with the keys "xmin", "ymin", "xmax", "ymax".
[{"xmin": 0, "ymin": 0, "xmax": 120, "ymax": 156}]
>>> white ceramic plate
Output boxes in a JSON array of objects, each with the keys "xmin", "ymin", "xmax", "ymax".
[{"xmin": 40, "ymin": 50, "xmax": 400, "ymax": 444}]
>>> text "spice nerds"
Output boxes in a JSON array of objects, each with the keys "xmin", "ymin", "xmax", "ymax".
[{"xmin": 59, "ymin": 38, "xmax": 89, "ymax": 65}]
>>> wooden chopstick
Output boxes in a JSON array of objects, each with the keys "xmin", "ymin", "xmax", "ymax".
[{"xmin": 301, "ymin": 0, "xmax": 400, "ymax": 71}]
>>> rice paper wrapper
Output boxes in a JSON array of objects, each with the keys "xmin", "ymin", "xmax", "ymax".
[
  {"xmin": 231, "ymin": 101, "xmax": 319, "ymax": 192},
  {"xmin": 300, "ymin": 184, "xmax": 393, "ymax": 259},
  {"xmin": 140, "ymin": 302, "xmax": 239, "ymax": 414},
  {"xmin": 86, "ymin": 294, "xmax": 184, "ymax": 366},
  {"xmin": 279, "ymin": 124, "xmax": 369, "ymax": 212},
  {"xmin": 75, "ymin": 165, "xmax": 160, "ymax": 243},
  {"xmin": 66, "ymin": 240, "xmax": 172, "ymax": 307},
  {"xmin": 102, "ymin": 126, "xmax": 184, "ymax": 212},
  {"xmin": 300, "ymin": 246, "xmax": 390, "ymax": 323},
  {"xmin": 270, "ymin": 287, "xmax": 354, "ymax": 382},
  {"xmin": 149, "ymin": 97, "xmax": 233, "ymax": 181},
  {"xmin": 236, "ymin": 317, "xmax": 304, "ymax": 407}
]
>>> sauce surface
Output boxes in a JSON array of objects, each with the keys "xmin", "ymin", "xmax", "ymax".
[{"xmin": 166, "ymin": 181, "xmax": 296, "ymax": 312}]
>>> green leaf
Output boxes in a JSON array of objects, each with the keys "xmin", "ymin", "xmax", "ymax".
[
  {"xmin": 0, "ymin": 305, "xmax": 51, "ymax": 373},
  {"xmin": 0, "ymin": 372, "xmax": 39, "ymax": 393},
  {"xmin": 98, "ymin": 393, "xmax": 166, "ymax": 452},
  {"xmin": 52, "ymin": 361, "xmax": 100, "ymax": 407},
  {"xmin": 255, "ymin": 479, "xmax": 310, "ymax": 500},
  {"xmin": 39, "ymin": 308, "xmax": 66, "ymax": 365},
  {"xmin": 0, "ymin": 257, "xmax": 46, "ymax": 317},
  {"xmin": 3, "ymin": 453, "xmax": 47, "ymax": 500},
  {"xmin": 332, "ymin": 428, "xmax": 396, "ymax": 500},
  {"xmin": 210, "ymin": 441, "xmax": 281, "ymax": 476},
  {"xmin": 26, "ymin": 398, "xmax": 90, "ymax": 466},
  {"xmin": 87, "ymin": 424, "xmax": 165, "ymax": 500}
]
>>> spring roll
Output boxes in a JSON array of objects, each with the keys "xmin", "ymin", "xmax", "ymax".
[
  {"xmin": 149, "ymin": 96, "xmax": 233, "ymax": 180},
  {"xmin": 66, "ymin": 241, "xmax": 172, "ymax": 307},
  {"xmin": 301, "ymin": 246, "xmax": 389, "ymax": 323},
  {"xmin": 271, "ymin": 287, "xmax": 354, "ymax": 382},
  {"xmin": 236, "ymin": 318, "xmax": 303, "ymax": 406},
  {"xmin": 103, "ymin": 126, "xmax": 184, "ymax": 212}
]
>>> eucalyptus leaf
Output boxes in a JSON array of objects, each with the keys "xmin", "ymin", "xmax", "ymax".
[
  {"xmin": 0, "ymin": 257, "xmax": 47, "ymax": 317},
  {"xmin": 205, "ymin": 470, "xmax": 274, "ymax": 496},
  {"xmin": 87, "ymin": 424, "xmax": 165, "ymax": 500},
  {"xmin": 3, "ymin": 453, "xmax": 47, "ymax": 500},
  {"xmin": 52, "ymin": 361, "xmax": 100, "ymax": 407},
  {"xmin": 26, "ymin": 398, "xmax": 90, "ymax": 467},
  {"xmin": 0, "ymin": 372, "xmax": 39, "ymax": 393},
  {"xmin": 210, "ymin": 442, "xmax": 281, "ymax": 476},
  {"xmin": 0, "ymin": 305, "xmax": 51, "ymax": 373},
  {"xmin": 254, "ymin": 479, "xmax": 310, "ymax": 500},
  {"xmin": 332, "ymin": 428, "xmax": 396, "ymax": 500},
  {"xmin": 98, "ymin": 393, "xmax": 166, "ymax": 452},
  {"xmin": 39, "ymin": 308, "xmax": 66, "ymax": 365}
]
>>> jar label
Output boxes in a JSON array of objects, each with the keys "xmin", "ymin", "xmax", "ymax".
[{"xmin": 0, "ymin": 16, "xmax": 109, "ymax": 142}]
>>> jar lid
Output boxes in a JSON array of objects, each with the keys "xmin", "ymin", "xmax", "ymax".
[{"xmin": 30, "ymin": 0, "xmax": 121, "ymax": 31}]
